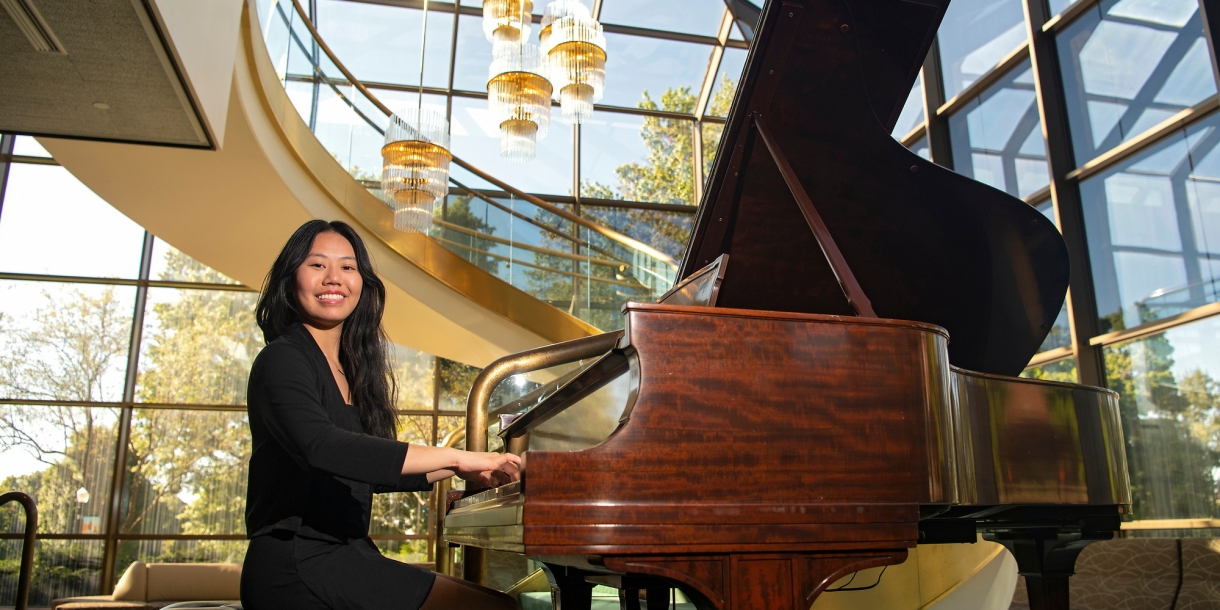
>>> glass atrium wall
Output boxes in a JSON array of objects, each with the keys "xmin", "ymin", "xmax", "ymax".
[
  {"xmin": 5, "ymin": 0, "xmax": 1220, "ymax": 602},
  {"xmin": 0, "ymin": 135, "xmax": 479, "ymax": 605},
  {"xmin": 891, "ymin": 0, "xmax": 1220, "ymax": 535}
]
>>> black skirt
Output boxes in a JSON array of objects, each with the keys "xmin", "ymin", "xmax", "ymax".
[{"xmin": 241, "ymin": 531, "xmax": 436, "ymax": 610}]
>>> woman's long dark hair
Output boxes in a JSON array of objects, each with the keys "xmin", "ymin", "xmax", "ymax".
[{"xmin": 256, "ymin": 220, "xmax": 398, "ymax": 440}]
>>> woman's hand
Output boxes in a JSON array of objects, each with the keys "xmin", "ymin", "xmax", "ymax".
[{"xmin": 454, "ymin": 451, "xmax": 521, "ymax": 488}]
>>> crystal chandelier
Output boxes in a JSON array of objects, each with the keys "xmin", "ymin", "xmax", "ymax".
[
  {"xmin": 488, "ymin": 42, "xmax": 553, "ymax": 161},
  {"xmin": 380, "ymin": 0, "xmax": 450, "ymax": 233},
  {"xmin": 381, "ymin": 108, "xmax": 452, "ymax": 232},
  {"xmin": 483, "ymin": 0, "xmax": 533, "ymax": 47},
  {"xmin": 540, "ymin": 0, "xmax": 605, "ymax": 124}
]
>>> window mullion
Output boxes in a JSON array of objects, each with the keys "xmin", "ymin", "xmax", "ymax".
[
  {"xmin": 100, "ymin": 230, "xmax": 155, "ymax": 590},
  {"xmin": 1021, "ymin": 0, "xmax": 1106, "ymax": 386}
]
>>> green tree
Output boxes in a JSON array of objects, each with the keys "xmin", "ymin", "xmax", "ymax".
[
  {"xmin": 527, "ymin": 78, "xmax": 739, "ymax": 329},
  {"xmin": 1021, "ymin": 358, "xmax": 1078, "ymax": 383},
  {"xmin": 0, "ymin": 286, "xmax": 130, "ymax": 605},
  {"xmin": 1105, "ymin": 334, "xmax": 1220, "ymax": 520},
  {"xmin": 438, "ymin": 195, "xmax": 501, "ymax": 276}
]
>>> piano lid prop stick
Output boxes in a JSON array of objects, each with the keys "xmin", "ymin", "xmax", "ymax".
[{"xmin": 753, "ymin": 113, "xmax": 878, "ymax": 318}]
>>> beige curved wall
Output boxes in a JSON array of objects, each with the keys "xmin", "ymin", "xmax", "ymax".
[
  {"xmin": 39, "ymin": 0, "xmax": 597, "ymax": 367},
  {"xmin": 811, "ymin": 541, "xmax": 1017, "ymax": 610}
]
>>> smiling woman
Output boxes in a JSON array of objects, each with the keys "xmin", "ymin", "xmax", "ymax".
[{"xmin": 241, "ymin": 220, "xmax": 520, "ymax": 610}]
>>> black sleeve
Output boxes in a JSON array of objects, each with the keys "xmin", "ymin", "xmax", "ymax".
[
  {"xmin": 250, "ymin": 343, "xmax": 408, "ymax": 488},
  {"xmin": 373, "ymin": 471, "xmax": 434, "ymax": 494}
]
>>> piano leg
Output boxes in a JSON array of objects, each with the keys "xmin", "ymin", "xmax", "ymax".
[
  {"xmin": 541, "ymin": 563, "xmax": 595, "ymax": 610},
  {"xmin": 645, "ymin": 587, "xmax": 671, "ymax": 610},
  {"xmin": 616, "ymin": 586, "xmax": 669, "ymax": 610},
  {"xmin": 990, "ymin": 530, "xmax": 1113, "ymax": 610}
]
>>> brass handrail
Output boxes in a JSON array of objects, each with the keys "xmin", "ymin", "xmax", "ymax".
[
  {"xmin": 463, "ymin": 330, "xmax": 623, "ymax": 454},
  {"xmin": 280, "ymin": 0, "xmax": 678, "ymax": 269},
  {"xmin": 1, "ymin": 491, "xmax": 38, "ymax": 610},
  {"xmin": 458, "ymin": 329, "xmax": 623, "ymax": 584},
  {"xmin": 433, "ymin": 427, "xmax": 466, "ymax": 577}
]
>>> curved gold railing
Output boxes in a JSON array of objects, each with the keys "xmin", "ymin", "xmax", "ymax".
[
  {"xmin": 1, "ymin": 491, "xmax": 38, "ymax": 610},
  {"xmin": 253, "ymin": 0, "xmax": 679, "ymax": 330}
]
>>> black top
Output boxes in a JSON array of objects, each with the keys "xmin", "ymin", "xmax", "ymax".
[{"xmin": 245, "ymin": 323, "xmax": 432, "ymax": 541}]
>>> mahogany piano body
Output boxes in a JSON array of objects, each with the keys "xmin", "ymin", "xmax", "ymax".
[
  {"xmin": 445, "ymin": 0, "xmax": 1132, "ymax": 607},
  {"xmin": 446, "ymin": 304, "xmax": 1129, "ymax": 609}
]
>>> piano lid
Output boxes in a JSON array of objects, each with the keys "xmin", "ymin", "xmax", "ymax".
[{"xmin": 680, "ymin": 0, "xmax": 1069, "ymax": 377}]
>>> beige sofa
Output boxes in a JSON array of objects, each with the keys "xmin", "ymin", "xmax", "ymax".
[{"xmin": 51, "ymin": 562, "xmax": 241, "ymax": 610}]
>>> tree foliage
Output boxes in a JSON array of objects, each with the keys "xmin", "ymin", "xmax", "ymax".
[
  {"xmin": 1104, "ymin": 333, "xmax": 1220, "ymax": 520},
  {"xmin": 438, "ymin": 195, "xmax": 501, "ymax": 276}
]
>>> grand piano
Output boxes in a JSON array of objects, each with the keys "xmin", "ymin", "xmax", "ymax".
[{"xmin": 443, "ymin": 0, "xmax": 1132, "ymax": 608}]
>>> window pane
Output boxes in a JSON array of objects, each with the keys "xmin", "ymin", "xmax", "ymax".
[
  {"xmin": 394, "ymin": 345, "xmax": 435, "ymax": 411},
  {"xmin": 893, "ymin": 75, "xmax": 926, "ymax": 138},
  {"xmin": 1104, "ymin": 316, "xmax": 1220, "ymax": 520},
  {"xmin": 702, "ymin": 121, "xmax": 725, "ymax": 177},
  {"xmin": 437, "ymin": 358, "xmax": 480, "ymax": 413},
  {"xmin": 1049, "ymin": 0, "xmax": 1081, "ymax": 16},
  {"xmin": 582, "ymin": 110, "xmax": 696, "ymax": 205},
  {"xmin": 1082, "ymin": 114, "xmax": 1220, "ymax": 333},
  {"xmin": 316, "ymin": 0, "xmax": 452, "ymax": 88},
  {"xmin": 450, "ymin": 96, "xmax": 574, "ymax": 196},
  {"xmin": 398, "ymin": 414, "xmax": 435, "ymax": 446},
  {"xmin": 0, "ymin": 539, "xmax": 104, "ymax": 606},
  {"xmin": 373, "ymin": 539, "xmax": 430, "ymax": 564},
  {"xmin": 948, "ymin": 60, "xmax": 1050, "ymax": 199},
  {"xmin": 0, "ymin": 164, "xmax": 144, "ymax": 278},
  {"xmin": 705, "ymin": 48, "xmax": 745, "ymax": 118},
  {"xmin": 438, "ymin": 415, "xmax": 465, "ymax": 447},
  {"xmin": 0, "ymin": 405, "xmax": 120, "ymax": 533},
  {"xmin": 371, "ymin": 416, "xmax": 435, "ymax": 538},
  {"xmin": 910, "ymin": 137, "xmax": 931, "ymax": 160},
  {"xmin": 12, "ymin": 136, "xmax": 50, "ymax": 157},
  {"xmin": 121, "ymin": 409, "xmax": 250, "ymax": 535},
  {"xmin": 434, "ymin": 192, "xmax": 579, "ymax": 303},
  {"xmin": 136, "ymin": 288, "xmax": 261, "ymax": 405},
  {"xmin": 599, "ymin": 33, "xmax": 713, "ymax": 109},
  {"xmin": 0, "ymin": 281, "xmax": 136, "ymax": 402},
  {"xmin": 937, "ymin": 0, "xmax": 1028, "ymax": 98},
  {"xmin": 368, "ymin": 89, "xmax": 448, "ymax": 121},
  {"xmin": 576, "ymin": 208, "xmax": 690, "ymax": 329},
  {"xmin": 113, "ymin": 539, "xmax": 247, "ymax": 587},
  {"xmin": 582, "ymin": 207, "xmax": 691, "ymax": 262},
  {"xmin": 149, "ymin": 238, "xmax": 240, "ymax": 285},
  {"xmin": 1039, "ymin": 304, "xmax": 1073, "ymax": 352},
  {"xmin": 1036, "ymin": 202, "xmax": 1073, "ymax": 353},
  {"xmin": 1058, "ymin": 0, "xmax": 1216, "ymax": 163},
  {"xmin": 453, "ymin": 14, "xmax": 492, "ymax": 92},
  {"xmin": 1021, "ymin": 357, "xmax": 1078, "ymax": 382},
  {"xmin": 599, "ymin": 0, "xmax": 725, "ymax": 37}
]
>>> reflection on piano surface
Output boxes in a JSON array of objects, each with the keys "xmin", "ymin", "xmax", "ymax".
[{"xmin": 444, "ymin": 0, "xmax": 1132, "ymax": 608}]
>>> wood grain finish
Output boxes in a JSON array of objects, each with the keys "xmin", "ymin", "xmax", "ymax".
[{"xmin": 446, "ymin": 305, "xmax": 951, "ymax": 608}]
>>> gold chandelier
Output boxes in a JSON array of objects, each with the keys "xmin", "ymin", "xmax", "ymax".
[
  {"xmin": 540, "ymin": 0, "xmax": 605, "ymax": 124},
  {"xmin": 483, "ymin": 0, "xmax": 533, "ymax": 47},
  {"xmin": 380, "ymin": 0, "xmax": 450, "ymax": 233},
  {"xmin": 381, "ymin": 109, "xmax": 452, "ymax": 232},
  {"xmin": 488, "ymin": 42, "xmax": 553, "ymax": 161}
]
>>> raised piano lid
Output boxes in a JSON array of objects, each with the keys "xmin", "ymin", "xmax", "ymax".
[{"xmin": 680, "ymin": 0, "xmax": 1069, "ymax": 377}]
